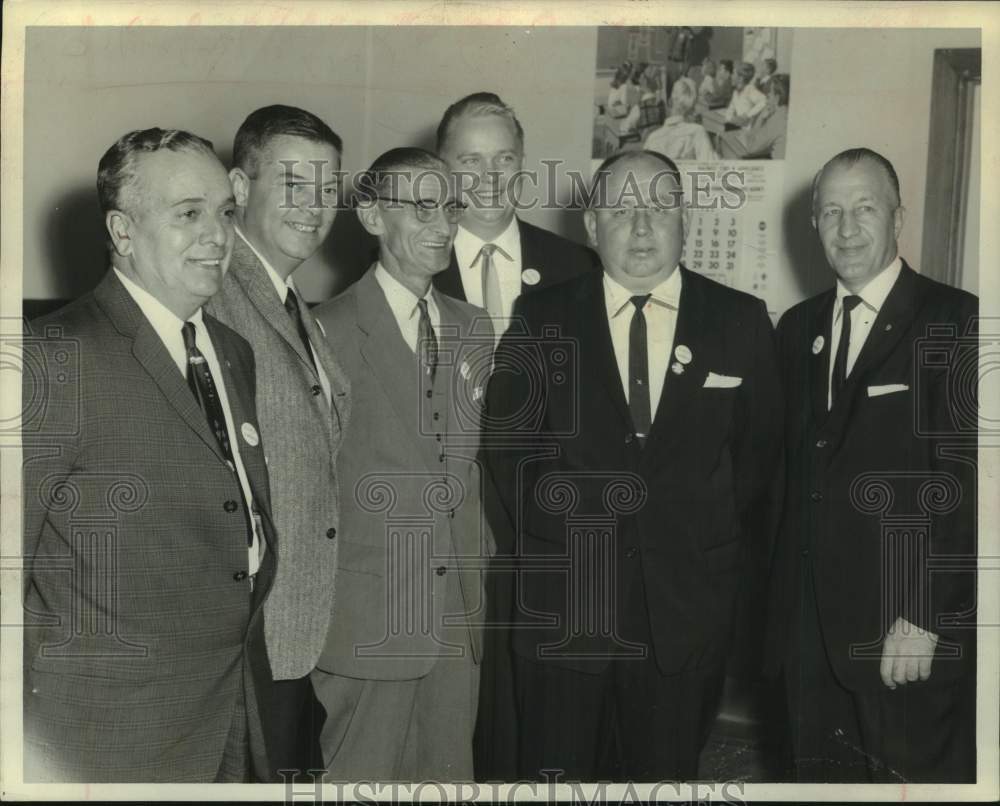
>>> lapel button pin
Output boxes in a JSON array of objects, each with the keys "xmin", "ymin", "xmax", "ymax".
[
  {"xmin": 812, "ymin": 335, "xmax": 825, "ymax": 355},
  {"xmin": 885, "ymin": 324, "xmax": 892, "ymax": 332}
]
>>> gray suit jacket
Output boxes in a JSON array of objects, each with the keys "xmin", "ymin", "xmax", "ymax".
[
  {"xmin": 206, "ymin": 236, "xmax": 351, "ymax": 679},
  {"xmin": 312, "ymin": 268, "xmax": 495, "ymax": 681}
]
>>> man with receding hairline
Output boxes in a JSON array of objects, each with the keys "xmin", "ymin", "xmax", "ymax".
[
  {"xmin": 485, "ymin": 149, "xmax": 781, "ymax": 780},
  {"xmin": 765, "ymin": 147, "xmax": 977, "ymax": 782}
]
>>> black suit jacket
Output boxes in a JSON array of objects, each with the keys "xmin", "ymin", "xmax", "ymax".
[
  {"xmin": 432, "ymin": 217, "xmax": 599, "ymax": 301},
  {"xmin": 765, "ymin": 262, "xmax": 978, "ymax": 692},
  {"xmin": 484, "ymin": 267, "xmax": 782, "ymax": 676}
]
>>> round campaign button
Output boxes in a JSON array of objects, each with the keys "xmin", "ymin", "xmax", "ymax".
[
  {"xmin": 812, "ymin": 335, "xmax": 825, "ymax": 355},
  {"xmin": 521, "ymin": 268, "xmax": 541, "ymax": 286},
  {"xmin": 241, "ymin": 422, "xmax": 260, "ymax": 447},
  {"xmin": 674, "ymin": 344, "xmax": 692, "ymax": 365}
]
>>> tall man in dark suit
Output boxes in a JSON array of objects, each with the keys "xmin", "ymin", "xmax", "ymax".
[
  {"xmin": 22, "ymin": 129, "xmax": 278, "ymax": 781},
  {"xmin": 310, "ymin": 148, "xmax": 495, "ymax": 780},
  {"xmin": 205, "ymin": 105, "xmax": 351, "ymax": 774},
  {"xmin": 484, "ymin": 150, "xmax": 782, "ymax": 780},
  {"xmin": 433, "ymin": 92, "xmax": 598, "ymax": 337},
  {"xmin": 435, "ymin": 90, "xmax": 599, "ymax": 780},
  {"xmin": 766, "ymin": 148, "xmax": 977, "ymax": 783}
]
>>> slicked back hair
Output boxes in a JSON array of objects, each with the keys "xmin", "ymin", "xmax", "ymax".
[
  {"xmin": 97, "ymin": 127, "xmax": 217, "ymax": 215},
  {"xmin": 356, "ymin": 147, "xmax": 449, "ymax": 204},
  {"xmin": 587, "ymin": 150, "xmax": 682, "ymax": 209},
  {"xmin": 435, "ymin": 92, "xmax": 525, "ymax": 154},
  {"xmin": 812, "ymin": 147, "xmax": 902, "ymax": 214},
  {"xmin": 232, "ymin": 104, "xmax": 342, "ymax": 178}
]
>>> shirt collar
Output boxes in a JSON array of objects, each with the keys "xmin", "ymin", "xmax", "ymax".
[
  {"xmin": 454, "ymin": 215, "xmax": 520, "ymax": 268},
  {"xmin": 604, "ymin": 267, "xmax": 682, "ymax": 318},
  {"xmin": 374, "ymin": 262, "xmax": 439, "ymax": 322},
  {"xmin": 835, "ymin": 256, "xmax": 902, "ymax": 316},
  {"xmin": 236, "ymin": 226, "xmax": 295, "ymax": 303},
  {"xmin": 114, "ymin": 267, "xmax": 205, "ymax": 332}
]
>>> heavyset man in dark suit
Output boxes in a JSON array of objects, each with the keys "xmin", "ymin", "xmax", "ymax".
[
  {"xmin": 484, "ymin": 150, "xmax": 782, "ymax": 780},
  {"xmin": 765, "ymin": 147, "xmax": 978, "ymax": 782},
  {"xmin": 22, "ymin": 129, "xmax": 278, "ymax": 781},
  {"xmin": 310, "ymin": 148, "xmax": 495, "ymax": 779},
  {"xmin": 433, "ymin": 92, "xmax": 598, "ymax": 335},
  {"xmin": 204, "ymin": 105, "xmax": 351, "ymax": 775}
]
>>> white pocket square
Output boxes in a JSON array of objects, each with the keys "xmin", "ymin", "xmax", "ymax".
[
  {"xmin": 867, "ymin": 383, "xmax": 909, "ymax": 397},
  {"xmin": 703, "ymin": 372, "xmax": 743, "ymax": 389}
]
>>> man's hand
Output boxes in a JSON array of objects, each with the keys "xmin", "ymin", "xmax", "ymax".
[{"xmin": 880, "ymin": 616, "xmax": 939, "ymax": 689}]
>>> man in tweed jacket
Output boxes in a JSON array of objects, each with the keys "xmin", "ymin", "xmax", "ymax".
[
  {"xmin": 23, "ymin": 129, "xmax": 277, "ymax": 781},
  {"xmin": 205, "ymin": 105, "xmax": 351, "ymax": 773}
]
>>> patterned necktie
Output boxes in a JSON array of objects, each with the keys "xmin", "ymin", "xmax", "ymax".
[
  {"xmin": 831, "ymin": 295, "xmax": 863, "ymax": 407},
  {"xmin": 475, "ymin": 243, "xmax": 505, "ymax": 320},
  {"xmin": 284, "ymin": 287, "xmax": 317, "ymax": 372},
  {"xmin": 628, "ymin": 294, "xmax": 652, "ymax": 447},
  {"xmin": 416, "ymin": 298, "xmax": 438, "ymax": 383}
]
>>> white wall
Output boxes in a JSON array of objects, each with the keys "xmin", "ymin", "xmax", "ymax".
[{"xmin": 23, "ymin": 26, "xmax": 980, "ymax": 311}]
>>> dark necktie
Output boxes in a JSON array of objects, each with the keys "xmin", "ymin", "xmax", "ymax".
[
  {"xmin": 416, "ymin": 298, "xmax": 438, "ymax": 383},
  {"xmin": 284, "ymin": 287, "xmax": 317, "ymax": 372},
  {"xmin": 182, "ymin": 321, "xmax": 253, "ymax": 545},
  {"xmin": 629, "ymin": 294, "xmax": 652, "ymax": 447},
  {"xmin": 831, "ymin": 295, "xmax": 863, "ymax": 407}
]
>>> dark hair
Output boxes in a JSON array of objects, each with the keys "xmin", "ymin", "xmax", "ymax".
[
  {"xmin": 97, "ymin": 127, "xmax": 217, "ymax": 214},
  {"xmin": 763, "ymin": 58, "xmax": 778, "ymax": 73},
  {"xmin": 812, "ymin": 147, "xmax": 902, "ymax": 211},
  {"xmin": 720, "ymin": 59, "xmax": 734, "ymax": 74},
  {"xmin": 232, "ymin": 104, "xmax": 342, "ymax": 178},
  {"xmin": 587, "ymin": 149, "xmax": 682, "ymax": 209},
  {"xmin": 356, "ymin": 147, "xmax": 448, "ymax": 202},
  {"xmin": 737, "ymin": 62, "xmax": 756, "ymax": 82},
  {"xmin": 771, "ymin": 74, "xmax": 790, "ymax": 106},
  {"xmin": 435, "ymin": 92, "xmax": 525, "ymax": 154}
]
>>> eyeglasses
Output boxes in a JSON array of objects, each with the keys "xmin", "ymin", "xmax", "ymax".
[{"xmin": 375, "ymin": 196, "xmax": 467, "ymax": 223}]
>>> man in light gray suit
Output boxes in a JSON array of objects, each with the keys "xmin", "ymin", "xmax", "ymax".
[
  {"xmin": 311, "ymin": 148, "xmax": 494, "ymax": 780},
  {"xmin": 205, "ymin": 105, "xmax": 351, "ymax": 774}
]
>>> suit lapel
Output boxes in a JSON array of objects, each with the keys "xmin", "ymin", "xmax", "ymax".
[
  {"xmin": 517, "ymin": 218, "xmax": 537, "ymax": 294},
  {"xmin": 355, "ymin": 270, "xmax": 437, "ymax": 472},
  {"xmin": 95, "ymin": 272, "xmax": 225, "ymax": 463},
  {"xmin": 809, "ymin": 291, "xmax": 836, "ymax": 426},
  {"xmin": 644, "ymin": 267, "xmax": 702, "ymax": 455},
  {"xmin": 578, "ymin": 273, "xmax": 632, "ymax": 433}
]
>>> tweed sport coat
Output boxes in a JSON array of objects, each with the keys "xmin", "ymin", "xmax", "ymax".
[
  {"xmin": 206, "ymin": 235, "xmax": 351, "ymax": 680},
  {"xmin": 22, "ymin": 270, "xmax": 277, "ymax": 782}
]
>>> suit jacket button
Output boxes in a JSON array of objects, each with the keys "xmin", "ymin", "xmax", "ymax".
[
  {"xmin": 801, "ymin": 549, "xmax": 810, "ymax": 557},
  {"xmin": 233, "ymin": 571, "xmax": 247, "ymax": 582},
  {"xmin": 448, "ymin": 509, "xmax": 455, "ymax": 519},
  {"xmin": 326, "ymin": 527, "xmax": 337, "ymax": 540},
  {"xmin": 435, "ymin": 566, "xmax": 447, "ymax": 576},
  {"xmin": 626, "ymin": 547, "xmax": 638, "ymax": 558},
  {"xmin": 624, "ymin": 434, "xmax": 634, "ymax": 445},
  {"xmin": 311, "ymin": 385, "xmax": 322, "ymax": 396},
  {"xmin": 433, "ymin": 412, "xmax": 440, "ymax": 421},
  {"xmin": 815, "ymin": 439, "xmax": 828, "ymax": 448},
  {"xmin": 223, "ymin": 499, "xmax": 238, "ymax": 513},
  {"xmin": 810, "ymin": 491, "xmax": 823, "ymax": 502}
]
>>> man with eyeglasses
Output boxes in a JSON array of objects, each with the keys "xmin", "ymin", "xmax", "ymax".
[
  {"xmin": 310, "ymin": 148, "xmax": 495, "ymax": 780},
  {"xmin": 483, "ymin": 150, "xmax": 781, "ymax": 780},
  {"xmin": 204, "ymin": 105, "xmax": 351, "ymax": 778}
]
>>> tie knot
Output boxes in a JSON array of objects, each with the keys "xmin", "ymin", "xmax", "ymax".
[
  {"xmin": 182, "ymin": 321, "xmax": 197, "ymax": 351},
  {"xmin": 416, "ymin": 298, "xmax": 430, "ymax": 316},
  {"xmin": 630, "ymin": 294, "xmax": 651, "ymax": 311},
  {"xmin": 480, "ymin": 243, "xmax": 498, "ymax": 259},
  {"xmin": 842, "ymin": 295, "xmax": 863, "ymax": 315},
  {"xmin": 284, "ymin": 286, "xmax": 300, "ymax": 314}
]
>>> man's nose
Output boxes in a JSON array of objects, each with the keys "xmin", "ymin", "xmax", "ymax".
[{"xmin": 838, "ymin": 210, "xmax": 860, "ymax": 239}]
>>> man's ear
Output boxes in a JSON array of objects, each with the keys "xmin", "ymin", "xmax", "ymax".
[
  {"xmin": 682, "ymin": 201, "xmax": 692, "ymax": 240},
  {"xmin": 230, "ymin": 168, "xmax": 250, "ymax": 208},
  {"xmin": 106, "ymin": 210, "xmax": 133, "ymax": 257},
  {"xmin": 893, "ymin": 205, "xmax": 904, "ymax": 240},
  {"xmin": 583, "ymin": 209, "xmax": 598, "ymax": 248},
  {"xmin": 356, "ymin": 199, "xmax": 384, "ymax": 237}
]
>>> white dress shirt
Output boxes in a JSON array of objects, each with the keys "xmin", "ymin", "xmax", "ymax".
[
  {"xmin": 236, "ymin": 227, "xmax": 332, "ymax": 404},
  {"xmin": 827, "ymin": 256, "xmax": 903, "ymax": 409},
  {"xmin": 604, "ymin": 268, "xmax": 683, "ymax": 420},
  {"xmin": 114, "ymin": 268, "xmax": 262, "ymax": 574},
  {"xmin": 374, "ymin": 263, "xmax": 441, "ymax": 353},
  {"xmin": 453, "ymin": 216, "xmax": 522, "ymax": 330},
  {"xmin": 725, "ymin": 83, "xmax": 767, "ymax": 123}
]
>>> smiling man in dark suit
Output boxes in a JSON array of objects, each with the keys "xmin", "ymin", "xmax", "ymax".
[
  {"xmin": 205, "ymin": 104, "xmax": 351, "ymax": 776},
  {"xmin": 433, "ymin": 92, "xmax": 598, "ymax": 336},
  {"xmin": 23, "ymin": 128, "xmax": 278, "ymax": 781},
  {"xmin": 765, "ymin": 147, "xmax": 978, "ymax": 783},
  {"xmin": 484, "ymin": 150, "xmax": 782, "ymax": 780}
]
